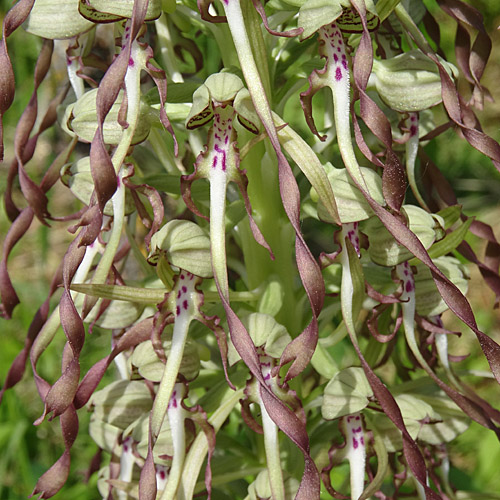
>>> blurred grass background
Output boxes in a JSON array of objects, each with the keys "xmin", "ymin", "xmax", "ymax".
[{"xmin": 0, "ymin": 0, "xmax": 500, "ymax": 498}]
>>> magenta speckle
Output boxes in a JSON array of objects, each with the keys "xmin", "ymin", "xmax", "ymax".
[
  {"xmin": 334, "ymin": 54, "xmax": 339, "ymax": 62},
  {"xmin": 405, "ymin": 281, "xmax": 414, "ymax": 293},
  {"xmin": 212, "ymin": 156, "xmax": 218, "ymax": 169},
  {"xmin": 177, "ymin": 290, "xmax": 182, "ymax": 298},
  {"xmin": 183, "ymin": 300, "xmax": 188, "ymax": 310},
  {"xmin": 176, "ymin": 306, "xmax": 180, "ymax": 316},
  {"xmin": 353, "ymin": 426, "xmax": 362, "ymax": 433},
  {"xmin": 335, "ymin": 67, "xmax": 342, "ymax": 81},
  {"xmin": 410, "ymin": 125, "xmax": 417, "ymax": 137},
  {"xmin": 355, "ymin": 415, "xmax": 360, "ymax": 420},
  {"xmin": 342, "ymin": 60, "xmax": 348, "ymax": 70},
  {"xmin": 337, "ymin": 47, "xmax": 341, "ymax": 52},
  {"xmin": 361, "ymin": 437, "xmax": 365, "ymax": 445},
  {"xmin": 180, "ymin": 274, "xmax": 185, "ymax": 279},
  {"xmin": 182, "ymin": 286, "xmax": 187, "ymax": 293},
  {"xmin": 352, "ymin": 437, "xmax": 358, "ymax": 449},
  {"xmin": 159, "ymin": 469, "xmax": 166, "ymax": 480},
  {"xmin": 128, "ymin": 58, "xmax": 134, "ymax": 67}
]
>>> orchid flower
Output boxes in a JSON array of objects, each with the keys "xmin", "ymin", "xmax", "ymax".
[{"xmin": 181, "ymin": 72, "xmax": 272, "ymax": 300}]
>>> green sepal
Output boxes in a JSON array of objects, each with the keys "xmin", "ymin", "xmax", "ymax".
[
  {"xmin": 148, "ymin": 219, "xmax": 213, "ymax": 278},
  {"xmin": 364, "ymin": 205, "xmax": 444, "ymax": 267},
  {"xmin": 322, "ymin": 367, "xmax": 374, "ymax": 420},
  {"xmin": 257, "ymin": 279, "xmax": 284, "ymax": 317},
  {"xmin": 24, "ymin": 0, "xmax": 94, "ymax": 39},
  {"xmin": 413, "ymin": 256, "xmax": 469, "ymax": 317},
  {"xmin": 131, "ymin": 339, "xmax": 200, "ymax": 382},
  {"xmin": 89, "ymin": 380, "xmax": 153, "ymax": 424},
  {"xmin": 66, "ymin": 89, "xmax": 151, "ymax": 145},
  {"xmin": 80, "ymin": 0, "xmax": 162, "ymax": 22},
  {"xmin": 370, "ymin": 50, "xmax": 458, "ymax": 112},
  {"xmin": 61, "ymin": 157, "xmax": 136, "ymax": 216},
  {"xmin": 314, "ymin": 163, "xmax": 384, "ymax": 223},
  {"xmin": 228, "ymin": 313, "xmax": 292, "ymax": 365},
  {"xmin": 298, "ymin": 0, "xmax": 378, "ymax": 40}
]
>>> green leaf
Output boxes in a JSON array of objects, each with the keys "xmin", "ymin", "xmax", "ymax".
[
  {"xmin": 375, "ymin": 0, "xmax": 402, "ymax": 22},
  {"xmin": 275, "ymin": 117, "xmax": 341, "ymax": 225},
  {"xmin": 427, "ymin": 218, "xmax": 473, "ymax": 259},
  {"xmin": 70, "ymin": 283, "xmax": 167, "ymax": 304}
]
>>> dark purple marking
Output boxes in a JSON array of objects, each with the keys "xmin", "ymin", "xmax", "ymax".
[
  {"xmin": 410, "ymin": 125, "xmax": 417, "ymax": 137},
  {"xmin": 352, "ymin": 437, "xmax": 358, "ymax": 449},
  {"xmin": 180, "ymin": 274, "xmax": 185, "ymax": 279},
  {"xmin": 335, "ymin": 67, "xmax": 342, "ymax": 81},
  {"xmin": 353, "ymin": 426, "xmax": 362, "ymax": 433},
  {"xmin": 342, "ymin": 60, "xmax": 348, "ymax": 70},
  {"xmin": 158, "ymin": 469, "xmax": 166, "ymax": 480},
  {"xmin": 212, "ymin": 156, "xmax": 218, "ymax": 169},
  {"xmin": 334, "ymin": 54, "xmax": 339, "ymax": 62},
  {"xmin": 355, "ymin": 415, "xmax": 360, "ymax": 420},
  {"xmin": 182, "ymin": 286, "xmax": 187, "ymax": 293},
  {"xmin": 177, "ymin": 290, "xmax": 182, "ymax": 298},
  {"xmin": 221, "ymin": 151, "xmax": 227, "ymax": 171},
  {"xmin": 225, "ymin": 135, "xmax": 229, "ymax": 144},
  {"xmin": 360, "ymin": 437, "xmax": 365, "ymax": 445},
  {"xmin": 337, "ymin": 47, "xmax": 341, "ymax": 52},
  {"xmin": 405, "ymin": 281, "xmax": 414, "ymax": 293},
  {"xmin": 183, "ymin": 300, "xmax": 188, "ymax": 310},
  {"xmin": 176, "ymin": 306, "xmax": 180, "ymax": 316},
  {"xmin": 128, "ymin": 58, "xmax": 134, "ymax": 67},
  {"xmin": 214, "ymin": 144, "xmax": 223, "ymax": 153}
]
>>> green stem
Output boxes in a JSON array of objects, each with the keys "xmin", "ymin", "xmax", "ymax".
[
  {"xmin": 260, "ymin": 392, "xmax": 285, "ymax": 500},
  {"xmin": 178, "ymin": 388, "xmax": 245, "ymax": 500}
]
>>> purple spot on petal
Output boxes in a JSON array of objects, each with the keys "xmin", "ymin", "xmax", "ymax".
[
  {"xmin": 353, "ymin": 426, "xmax": 362, "ymax": 433},
  {"xmin": 338, "ymin": 47, "xmax": 341, "ymax": 52},
  {"xmin": 176, "ymin": 306, "xmax": 180, "ymax": 316},
  {"xmin": 361, "ymin": 437, "xmax": 365, "ymax": 445},
  {"xmin": 355, "ymin": 416, "xmax": 360, "ymax": 420},
  {"xmin": 406, "ymin": 281, "xmax": 414, "ymax": 293},
  {"xmin": 225, "ymin": 135, "xmax": 229, "ymax": 144},
  {"xmin": 159, "ymin": 469, "xmax": 166, "ymax": 480},
  {"xmin": 182, "ymin": 286, "xmax": 187, "ymax": 293},
  {"xmin": 180, "ymin": 274, "xmax": 185, "ymax": 279},
  {"xmin": 410, "ymin": 125, "xmax": 417, "ymax": 137},
  {"xmin": 183, "ymin": 300, "xmax": 188, "ymax": 310},
  {"xmin": 353, "ymin": 437, "xmax": 358, "ymax": 449},
  {"xmin": 177, "ymin": 290, "xmax": 182, "ymax": 298},
  {"xmin": 128, "ymin": 58, "xmax": 134, "ymax": 67},
  {"xmin": 342, "ymin": 60, "xmax": 348, "ymax": 70},
  {"xmin": 335, "ymin": 67, "xmax": 342, "ymax": 81},
  {"xmin": 334, "ymin": 54, "xmax": 339, "ymax": 62}
]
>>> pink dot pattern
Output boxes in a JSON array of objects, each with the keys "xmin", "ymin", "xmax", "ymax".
[{"xmin": 319, "ymin": 23, "xmax": 349, "ymax": 83}]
